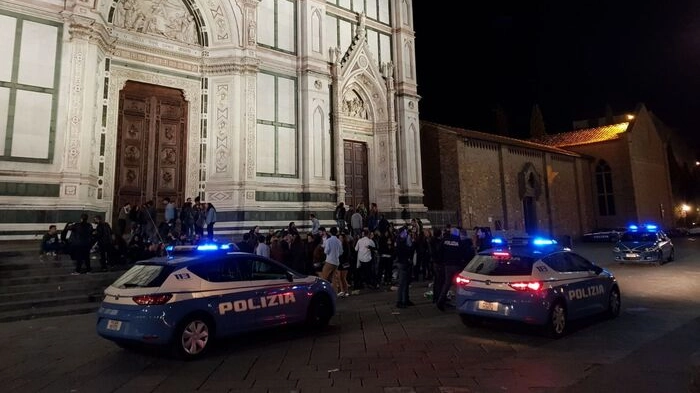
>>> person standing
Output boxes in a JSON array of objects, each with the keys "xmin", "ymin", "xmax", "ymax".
[
  {"xmin": 321, "ymin": 227, "xmax": 343, "ymax": 283},
  {"xmin": 193, "ymin": 197, "xmax": 205, "ymax": 238},
  {"xmin": 309, "ymin": 213, "xmax": 320, "ymax": 236},
  {"xmin": 255, "ymin": 234, "xmax": 270, "ymax": 258},
  {"xmin": 436, "ymin": 227, "xmax": 474, "ymax": 311},
  {"xmin": 350, "ymin": 209, "xmax": 363, "ymax": 238},
  {"xmin": 93, "ymin": 215, "xmax": 114, "ymax": 271},
  {"xmin": 354, "ymin": 229, "xmax": 376, "ymax": 290},
  {"xmin": 395, "ymin": 226, "xmax": 416, "ymax": 308},
  {"xmin": 336, "ymin": 233, "xmax": 352, "ymax": 297},
  {"xmin": 163, "ymin": 197, "xmax": 177, "ymax": 228},
  {"xmin": 71, "ymin": 214, "xmax": 94, "ymax": 275},
  {"xmin": 334, "ymin": 202, "xmax": 347, "ymax": 232},
  {"xmin": 179, "ymin": 198, "xmax": 195, "ymax": 240},
  {"xmin": 204, "ymin": 202, "xmax": 217, "ymax": 241},
  {"xmin": 116, "ymin": 202, "xmax": 131, "ymax": 237}
]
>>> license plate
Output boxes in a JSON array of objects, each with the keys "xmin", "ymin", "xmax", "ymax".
[
  {"xmin": 106, "ymin": 319, "xmax": 122, "ymax": 331},
  {"xmin": 625, "ymin": 253, "xmax": 639, "ymax": 258},
  {"xmin": 477, "ymin": 301, "xmax": 499, "ymax": 311}
]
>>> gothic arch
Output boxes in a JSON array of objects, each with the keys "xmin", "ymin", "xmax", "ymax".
[
  {"xmin": 106, "ymin": 0, "xmax": 244, "ymax": 47},
  {"xmin": 340, "ymin": 72, "xmax": 388, "ymax": 123}
]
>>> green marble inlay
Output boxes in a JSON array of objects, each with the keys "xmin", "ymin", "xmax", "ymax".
[
  {"xmin": 0, "ymin": 182, "xmax": 60, "ymax": 197},
  {"xmin": 255, "ymin": 191, "xmax": 336, "ymax": 203}
]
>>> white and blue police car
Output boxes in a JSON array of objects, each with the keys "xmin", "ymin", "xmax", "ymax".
[
  {"xmin": 454, "ymin": 237, "xmax": 621, "ymax": 338},
  {"xmin": 612, "ymin": 224, "xmax": 675, "ymax": 264},
  {"xmin": 96, "ymin": 244, "xmax": 336, "ymax": 359}
]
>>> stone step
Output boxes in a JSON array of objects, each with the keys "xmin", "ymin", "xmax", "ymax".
[
  {"xmin": 0, "ymin": 283, "xmax": 110, "ymax": 303},
  {"xmin": 0, "ymin": 294, "xmax": 104, "ymax": 313},
  {"xmin": 0, "ymin": 302, "xmax": 100, "ymax": 323},
  {"xmin": 0, "ymin": 277, "xmax": 116, "ymax": 295},
  {"xmin": 0, "ymin": 270, "xmax": 124, "ymax": 287}
]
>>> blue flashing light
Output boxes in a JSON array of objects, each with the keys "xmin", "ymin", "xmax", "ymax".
[
  {"xmin": 645, "ymin": 224, "xmax": 658, "ymax": 231},
  {"xmin": 532, "ymin": 237, "xmax": 557, "ymax": 246},
  {"xmin": 165, "ymin": 245, "xmax": 174, "ymax": 252},
  {"xmin": 628, "ymin": 224, "xmax": 639, "ymax": 231},
  {"xmin": 196, "ymin": 244, "xmax": 220, "ymax": 251},
  {"xmin": 220, "ymin": 243, "xmax": 231, "ymax": 250},
  {"xmin": 491, "ymin": 237, "xmax": 504, "ymax": 245}
]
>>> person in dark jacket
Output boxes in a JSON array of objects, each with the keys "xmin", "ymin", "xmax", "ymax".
[
  {"xmin": 395, "ymin": 226, "xmax": 416, "ymax": 308},
  {"xmin": 93, "ymin": 215, "xmax": 114, "ymax": 271},
  {"xmin": 71, "ymin": 214, "xmax": 94, "ymax": 275},
  {"xmin": 436, "ymin": 227, "xmax": 474, "ymax": 311}
]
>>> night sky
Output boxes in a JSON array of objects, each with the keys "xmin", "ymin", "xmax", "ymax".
[{"xmin": 412, "ymin": 1, "xmax": 700, "ymax": 144}]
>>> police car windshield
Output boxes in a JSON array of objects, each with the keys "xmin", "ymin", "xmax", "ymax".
[
  {"xmin": 620, "ymin": 232, "xmax": 656, "ymax": 242},
  {"xmin": 112, "ymin": 264, "xmax": 176, "ymax": 289},
  {"xmin": 464, "ymin": 254, "xmax": 535, "ymax": 276}
]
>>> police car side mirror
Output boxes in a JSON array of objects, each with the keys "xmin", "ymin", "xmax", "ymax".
[
  {"xmin": 590, "ymin": 265, "xmax": 604, "ymax": 275},
  {"xmin": 286, "ymin": 271, "xmax": 294, "ymax": 282}
]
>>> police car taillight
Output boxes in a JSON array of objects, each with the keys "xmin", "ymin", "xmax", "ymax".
[
  {"xmin": 132, "ymin": 294, "xmax": 173, "ymax": 305},
  {"xmin": 508, "ymin": 281, "xmax": 543, "ymax": 291},
  {"xmin": 454, "ymin": 275, "xmax": 471, "ymax": 286},
  {"xmin": 492, "ymin": 251, "xmax": 510, "ymax": 259}
]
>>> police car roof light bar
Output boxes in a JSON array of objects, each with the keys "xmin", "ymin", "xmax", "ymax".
[
  {"xmin": 491, "ymin": 237, "xmax": 505, "ymax": 245},
  {"xmin": 532, "ymin": 237, "xmax": 557, "ymax": 246}
]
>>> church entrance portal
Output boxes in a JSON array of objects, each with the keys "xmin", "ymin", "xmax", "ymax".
[
  {"xmin": 113, "ymin": 81, "xmax": 188, "ymax": 224},
  {"xmin": 343, "ymin": 140, "xmax": 369, "ymax": 211}
]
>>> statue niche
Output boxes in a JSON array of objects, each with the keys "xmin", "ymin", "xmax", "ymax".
[
  {"xmin": 341, "ymin": 91, "xmax": 368, "ymax": 120},
  {"xmin": 112, "ymin": 0, "xmax": 198, "ymax": 45}
]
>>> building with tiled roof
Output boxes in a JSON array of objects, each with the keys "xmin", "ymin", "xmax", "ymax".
[
  {"xmin": 420, "ymin": 121, "xmax": 596, "ymax": 239},
  {"xmin": 533, "ymin": 104, "xmax": 674, "ymax": 230},
  {"xmin": 420, "ymin": 103, "xmax": 676, "ymax": 240}
]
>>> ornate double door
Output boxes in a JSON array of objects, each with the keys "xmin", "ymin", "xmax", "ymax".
[
  {"xmin": 113, "ymin": 81, "xmax": 188, "ymax": 222},
  {"xmin": 343, "ymin": 140, "xmax": 369, "ymax": 211}
]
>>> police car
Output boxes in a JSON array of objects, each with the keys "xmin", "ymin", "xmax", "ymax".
[
  {"xmin": 96, "ymin": 244, "xmax": 336, "ymax": 359},
  {"xmin": 454, "ymin": 237, "xmax": 621, "ymax": 338},
  {"xmin": 612, "ymin": 224, "xmax": 674, "ymax": 264}
]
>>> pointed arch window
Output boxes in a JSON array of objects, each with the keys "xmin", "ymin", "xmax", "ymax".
[{"xmin": 595, "ymin": 160, "xmax": 616, "ymax": 216}]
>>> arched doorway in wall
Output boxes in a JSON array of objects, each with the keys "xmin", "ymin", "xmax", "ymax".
[{"xmin": 113, "ymin": 81, "xmax": 188, "ymax": 224}]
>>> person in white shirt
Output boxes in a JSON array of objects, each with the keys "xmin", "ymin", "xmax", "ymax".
[
  {"xmin": 309, "ymin": 213, "xmax": 320, "ymax": 235},
  {"xmin": 354, "ymin": 229, "xmax": 377, "ymax": 289},
  {"xmin": 321, "ymin": 227, "xmax": 343, "ymax": 282},
  {"xmin": 254, "ymin": 234, "xmax": 270, "ymax": 258}
]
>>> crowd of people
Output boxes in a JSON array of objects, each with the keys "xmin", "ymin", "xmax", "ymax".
[{"xmin": 40, "ymin": 200, "xmax": 489, "ymax": 310}]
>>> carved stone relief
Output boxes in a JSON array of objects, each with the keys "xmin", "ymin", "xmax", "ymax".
[
  {"xmin": 215, "ymin": 84, "xmax": 229, "ymax": 173},
  {"xmin": 106, "ymin": 67, "xmax": 201, "ymax": 203},
  {"xmin": 66, "ymin": 44, "xmax": 85, "ymax": 170},
  {"xmin": 246, "ymin": 74, "xmax": 256, "ymax": 179},
  {"xmin": 207, "ymin": 0, "xmax": 231, "ymax": 42},
  {"xmin": 342, "ymin": 91, "xmax": 368, "ymax": 119},
  {"xmin": 112, "ymin": 0, "xmax": 197, "ymax": 44}
]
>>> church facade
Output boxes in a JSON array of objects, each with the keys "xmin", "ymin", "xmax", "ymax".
[{"xmin": 0, "ymin": 0, "xmax": 424, "ymax": 239}]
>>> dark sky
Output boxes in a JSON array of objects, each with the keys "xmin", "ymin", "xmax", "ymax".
[{"xmin": 412, "ymin": 1, "xmax": 700, "ymax": 143}]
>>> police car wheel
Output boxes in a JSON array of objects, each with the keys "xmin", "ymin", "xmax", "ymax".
[
  {"xmin": 545, "ymin": 301, "xmax": 567, "ymax": 339},
  {"xmin": 606, "ymin": 287, "xmax": 621, "ymax": 319},
  {"xmin": 460, "ymin": 314, "xmax": 481, "ymax": 327},
  {"xmin": 306, "ymin": 294, "xmax": 332, "ymax": 328},
  {"xmin": 173, "ymin": 315, "xmax": 214, "ymax": 359}
]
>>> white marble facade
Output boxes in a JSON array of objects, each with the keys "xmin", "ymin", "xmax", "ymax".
[{"xmin": 0, "ymin": 0, "xmax": 424, "ymax": 239}]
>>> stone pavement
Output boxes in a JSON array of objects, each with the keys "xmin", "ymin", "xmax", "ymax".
[{"xmin": 0, "ymin": 278, "xmax": 698, "ymax": 393}]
